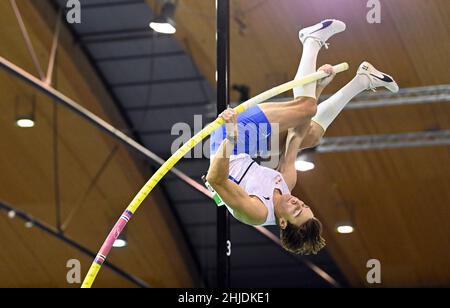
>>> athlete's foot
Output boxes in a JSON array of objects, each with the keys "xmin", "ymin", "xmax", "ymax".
[
  {"xmin": 299, "ymin": 19, "xmax": 346, "ymax": 49},
  {"xmin": 357, "ymin": 61, "xmax": 399, "ymax": 93}
]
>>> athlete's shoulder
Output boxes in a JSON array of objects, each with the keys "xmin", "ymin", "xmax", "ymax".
[{"xmin": 234, "ymin": 196, "xmax": 268, "ymax": 226}]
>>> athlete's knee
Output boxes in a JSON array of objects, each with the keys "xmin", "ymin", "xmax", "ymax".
[
  {"xmin": 292, "ymin": 97, "xmax": 317, "ymax": 119},
  {"xmin": 300, "ymin": 135, "xmax": 321, "ymax": 150},
  {"xmin": 301, "ymin": 122, "xmax": 323, "ymax": 149},
  {"xmin": 308, "ymin": 136, "xmax": 322, "ymax": 148}
]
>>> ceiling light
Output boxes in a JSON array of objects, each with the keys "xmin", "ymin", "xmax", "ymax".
[
  {"xmin": 16, "ymin": 117, "xmax": 35, "ymax": 128},
  {"xmin": 149, "ymin": 1, "xmax": 176, "ymax": 34},
  {"xmin": 25, "ymin": 221, "xmax": 34, "ymax": 229},
  {"xmin": 113, "ymin": 232, "xmax": 128, "ymax": 248},
  {"xmin": 295, "ymin": 160, "xmax": 315, "ymax": 172},
  {"xmin": 295, "ymin": 148, "xmax": 316, "ymax": 172},
  {"xmin": 150, "ymin": 21, "xmax": 176, "ymax": 34},
  {"xmin": 15, "ymin": 95, "xmax": 36, "ymax": 128},
  {"xmin": 336, "ymin": 224, "xmax": 354, "ymax": 234},
  {"xmin": 113, "ymin": 238, "xmax": 127, "ymax": 248}
]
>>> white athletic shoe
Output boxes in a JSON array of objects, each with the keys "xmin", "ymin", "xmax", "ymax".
[
  {"xmin": 357, "ymin": 61, "xmax": 399, "ymax": 93},
  {"xmin": 299, "ymin": 19, "xmax": 346, "ymax": 48}
]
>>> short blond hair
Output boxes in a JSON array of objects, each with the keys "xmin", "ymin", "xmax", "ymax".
[{"xmin": 280, "ymin": 218, "xmax": 326, "ymax": 255}]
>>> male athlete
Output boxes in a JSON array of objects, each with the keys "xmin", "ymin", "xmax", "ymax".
[{"xmin": 206, "ymin": 19, "xmax": 399, "ymax": 255}]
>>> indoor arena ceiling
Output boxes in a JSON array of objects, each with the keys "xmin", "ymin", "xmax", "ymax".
[{"xmin": 0, "ymin": 0, "xmax": 449, "ymax": 288}]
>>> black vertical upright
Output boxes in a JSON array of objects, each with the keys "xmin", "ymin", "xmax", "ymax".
[{"xmin": 216, "ymin": 0, "xmax": 231, "ymax": 288}]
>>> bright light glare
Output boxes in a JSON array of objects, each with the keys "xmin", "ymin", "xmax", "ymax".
[
  {"xmin": 113, "ymin": 239, "xmax": 127, "ymax": 248},
  {"xmin": 295, "ymin": 160, "xmax": 315, "ymax": 172},
  {"xmin": 336, "ymin": 225, "xmax": 354, "ymax": 234},
  {"xmin": 16, "ymin": 118, "xmax": 35, "ymax": 128},
  {"xmin": 25, "ymin": 221, "xmax": 34, "ymax": 229},
  {"xmin": 150, "ymin": 22, "xmax": 176, "ymax": 34}
]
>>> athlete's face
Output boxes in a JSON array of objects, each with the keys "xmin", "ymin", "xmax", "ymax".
[{"xmin": 279, "ymin": 195, "xmax": 314, "ymax": 229}]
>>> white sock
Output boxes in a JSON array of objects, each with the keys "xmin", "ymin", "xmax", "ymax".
[
  {"xmin": 293, "ymin": 39, "xmax": 321, "ymax": 99},
  {"xmin": 312, "ymin": 75, "xmax": 370, "ymax": 131}
]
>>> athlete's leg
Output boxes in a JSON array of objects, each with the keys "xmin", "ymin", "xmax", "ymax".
[
  {"xmin": 298, "ymin": 122, "xmax": 324, "ymax": 150},
  {"xmin": 298, "ymin": 62, "xmax": 400, "ymax": 150},
  {"xmin": 259, "ymin": 19, "xmax": 346, "ymax": 135},
  {"xmin": 259, "ymin": 98, "xmax": 317, "ymax": 133},
  {"xmin": 293, "ymin": 19, "xmax": 346, "ymax": 99}
]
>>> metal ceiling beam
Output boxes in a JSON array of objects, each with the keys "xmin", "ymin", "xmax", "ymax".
[
  {"xmin": 126, "ymin": 100, "xmax": 209, "ymax": 111},
  {"xmin": 96, "ymin": 51, "xmax": 186, "ymax": 63},
  {"xmin": 352, "ymin": 84, "xmax": 450, "ymax": 98},
  {"xmin": 318, "ymin": 130, "xmax": 450, "ymax": 153},
  {"xmin": 82, "ymin": 0, "xmax": 145, "ymax": 9},
  {"xmin": 111, "ymin": 76, "xmax": 204, "ymax": 88},
  {"xmin": 78, "ymin": 30, "xmax": 171, "ymax": 44},
  {"xmin": 82, "ymin": 33, "xmax": 169, "ymax": 44},
  {"xmin": 79, "ymin": 27, "xmax": 153, "ymax": 38},
  {"xmin": 346, "ymin": 84, "xmax": 450, "ymax": 109},
  {"xmin": 10, "ymin": 0, "xmax": 45, "ymax": 80},
  {"xmin": 271, "ymin": 84, "xmax": 450, "ymax": 108},
  {"xmin": 0, "ymin": 201, "xmax": 149, "ymax": 288}
]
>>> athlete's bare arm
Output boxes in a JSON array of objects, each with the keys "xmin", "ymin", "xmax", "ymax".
[
  {"xmin": 206, "ymin": 109, "xmax": 268, "ymax": 225},
  {"xmin": 277, "ymin": 125, "xmax": 310, "ymax": 190}
]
